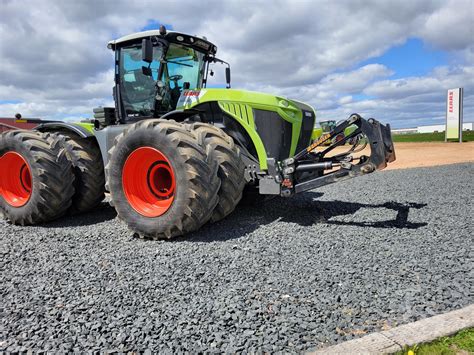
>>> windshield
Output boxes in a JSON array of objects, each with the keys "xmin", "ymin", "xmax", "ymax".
[
  {"xmin": 119, "ymin": 43, "xmax": 205, "ymax": 118},
  {"xmin": 164, "ymin": 43, "xmax": 205, "ymax": 90}
]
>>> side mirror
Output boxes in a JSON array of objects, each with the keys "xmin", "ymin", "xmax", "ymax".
[
  {"xmin": 142, "ymin": 66, "xmax": 152, "ymax": 77},
  {"xmin": 142, "ymin": 38, "xmax": 153, "ymax": 63},
  {"xmin": 225, "ymin": 67, "xmax": 231, "ymax": 88}
]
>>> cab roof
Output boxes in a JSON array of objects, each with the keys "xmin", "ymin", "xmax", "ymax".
[{"xmin": 107, "ymin": 30, "xmax": 217, "ymax": 55}]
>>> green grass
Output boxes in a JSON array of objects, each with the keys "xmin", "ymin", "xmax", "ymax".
[
  {"xmin": 392, "ymin": 131, "xmax": 474, "ymax": 142},
  {"xmin": 396, "ymin": 328, "xmax": 474, "ymax": 355}
]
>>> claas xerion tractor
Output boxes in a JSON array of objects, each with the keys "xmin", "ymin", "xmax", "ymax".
[{"xmin": 0, "ymin": 26, "xmax": 396, "ymax": 239}]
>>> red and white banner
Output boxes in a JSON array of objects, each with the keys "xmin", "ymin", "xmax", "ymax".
[{"xmin": 446, "ymin": 88, "xmax": 463, "ymax": 141}]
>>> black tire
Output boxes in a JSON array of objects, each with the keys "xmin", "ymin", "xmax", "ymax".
[
  {"xmin": 0, "ymin": 130, "xmax": 75, "ymax": 225},
  {"xmin": 47, "ymin": 132, "xmax": 105, "ymax": 214},
  {"xmin": 189, "ymin": 122, "xmax": 246, "ymax": 222},
  {"xmin": 106, "ymin": 119, "xmax": 220, "ymax": 240}
]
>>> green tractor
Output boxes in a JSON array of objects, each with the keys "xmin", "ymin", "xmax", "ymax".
[
  {"xmin": 312, "ymin": 120, "xmax": 358, "ymax": 145},
  {"xmin": 0, "ymin": 26, "xmax": 396, "ymax": 239}
]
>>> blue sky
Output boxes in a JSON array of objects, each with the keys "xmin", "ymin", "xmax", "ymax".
[
  {"xmin": 361, "ymin": 38, "xmax": 448, "ymax": 79},
  {"xmin": 141, "ymin": 20, "xmax": 174, "ymax": 32},
  {"xmin": 0, "ymin": 1, "xmax": 472, "ymax": 128},
  {"xmin": 324, "ymin": 38, "xmax": 454, "ymax": 108}
]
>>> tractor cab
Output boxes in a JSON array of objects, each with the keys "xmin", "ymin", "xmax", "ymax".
[
  {"xmin": 107, "ymin": 26, "xmax": 228, "ymax": 123},
  {"xmin": 319, "ymin": 120, "xmax": 337, "ymax": 133}
]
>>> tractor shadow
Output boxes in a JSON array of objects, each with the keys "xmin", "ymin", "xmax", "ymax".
[
  {"xmin": 181, "ymin": 191, "xmax": 428, "ymax": 242},
  {"xmin": 44, "ymin": 202, "xmax": 118, "ymax": 227},
  {"xmin": 34, "ymin": 192, "xmax": 427, "ymax": 240}
]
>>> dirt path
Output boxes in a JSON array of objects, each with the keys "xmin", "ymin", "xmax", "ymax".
[{"xmin": 329, "ymin": 142, "xmax": 474, "ymax": 170}]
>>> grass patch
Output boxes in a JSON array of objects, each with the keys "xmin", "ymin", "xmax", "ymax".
[
  {"xmin": 392, "ymin": 131, "xmax": 474, "ymax": 143},
  {"xmin": 396, "ymin": 328, "xmax": 474, "ymax": 354}
]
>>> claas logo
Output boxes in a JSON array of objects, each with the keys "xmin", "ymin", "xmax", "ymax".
[{"xmin": 183, "ymin": 90, "xmax": 201, "ymax": 97}]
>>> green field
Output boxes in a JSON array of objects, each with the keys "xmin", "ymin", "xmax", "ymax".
[
  {"xmin": 396, "ymin": 328, "xmax": 474, "ymax": 355},
  {"xmin": 392, "ymin": 131, "xmax": 474, "ymax": 143}
]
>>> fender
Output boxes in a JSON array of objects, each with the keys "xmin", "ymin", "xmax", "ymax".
[
  {"xmin": 159, "ymin": 109, "xmax": 201, "ymax": 121},
  {"xmin": 34, "ymin": 122, "xmax": 95, "ymax": 138}
]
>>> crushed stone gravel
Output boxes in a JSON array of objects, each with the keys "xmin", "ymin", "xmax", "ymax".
[{"xmin": 1, "ymin": 163, "xmax": 473, "ymax": 352}]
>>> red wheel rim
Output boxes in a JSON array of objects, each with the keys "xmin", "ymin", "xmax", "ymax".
[
  {"xmin": 0, "ymin": 151, "xmax": 32, "ymax": 207},
  {"xmin": 122, "ymin": 147, "xmax": 176, "ymax": 217}
]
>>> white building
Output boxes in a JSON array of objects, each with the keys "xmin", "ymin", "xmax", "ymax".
[
  {"xmin": 392, "ymin": 122, "xmax": 473, "ymax": 134},
  {"xmin": 417, "ymin": 124, "xmax": 447, "ymax": 133},
  {"xmin": 391, "ymin": 127, "xmax": 418, "ymax": 135}
]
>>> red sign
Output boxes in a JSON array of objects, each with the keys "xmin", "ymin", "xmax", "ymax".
[
  {"xmin": 183, "ymin": 90, "xmax": 201, "ymax": 97},
  {"xmin": 448, "ymin": 91, "xmax": 454, "ymax": 113}
]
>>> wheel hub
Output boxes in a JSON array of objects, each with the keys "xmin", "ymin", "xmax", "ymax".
[
  {"xmin": 0, "ymin": 151, "xmax": 32, "ymax": 207},
  {"xmin": 122, "ymin": 147, "xmax": 176, "ymax": 217}
]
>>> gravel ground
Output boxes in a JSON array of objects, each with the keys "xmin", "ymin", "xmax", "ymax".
[{"xmin": 1, "ymin": 163, "xmax": 473, "ymax": 352}]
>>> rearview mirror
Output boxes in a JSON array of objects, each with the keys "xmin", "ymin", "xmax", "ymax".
[
  {"xmin": 142, "ymin": 66, "xmax": 152, "ymax": 77},
  {"xmin": 225, "ymin": 67, "xmax": 231, "ymax": 88},
  {"xmin": 142, "ymin": 38, "xmax": 153, "ymax": 63}
]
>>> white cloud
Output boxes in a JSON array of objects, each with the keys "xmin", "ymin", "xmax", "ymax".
[
  {"xmin": 416, "ymin": 0, "xmax": 474, "ymax": 51},
  {"xmin": 242, "ymin": 64, "xmax": 394, "ymax": 111},
  {"xmin": 320, "ymin": 64, "xmax": 394, "ymax": 94},
  {"xmin": 365, "ymin": 66, "xmax": 474, "ymax": 99}
]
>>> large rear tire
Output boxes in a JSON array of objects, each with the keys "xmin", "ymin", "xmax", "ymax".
[
  {"xmin": 0, "ymin": 130, "xmax": 75, "ymax": 225},
  {"xmin": 190, "ymin": 122, "xmax": 245, "ymax": 222},
  {"xmin": 106, "ymin": 119, "xmax": 220, "ymax": 239},
  {"xmin": 49, "ymin": 133, "xmax": 105, "ymax": 214}
]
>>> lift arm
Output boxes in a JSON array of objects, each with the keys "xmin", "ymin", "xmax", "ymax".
[{"xmin": 262, "ymin": 114, "xmax": 396, "ymax": 197}]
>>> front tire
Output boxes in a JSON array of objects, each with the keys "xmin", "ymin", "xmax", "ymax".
[
  {"xmin": 106, "ymin": 119, "xmax": 220, "ymax": 239},
  {"xmin": 190, "ymin": 122, "xmax": 245, "ymax": 222}
]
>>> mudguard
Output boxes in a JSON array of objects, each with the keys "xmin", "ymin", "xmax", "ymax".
[{"xmin": 35, "ymin": 122, "xmax": 95, "ymax": 138}]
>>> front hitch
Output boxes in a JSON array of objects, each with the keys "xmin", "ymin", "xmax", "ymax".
[{"xmin": 276, "ymin": 114, "xmax": 396, "ymax": 196}]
